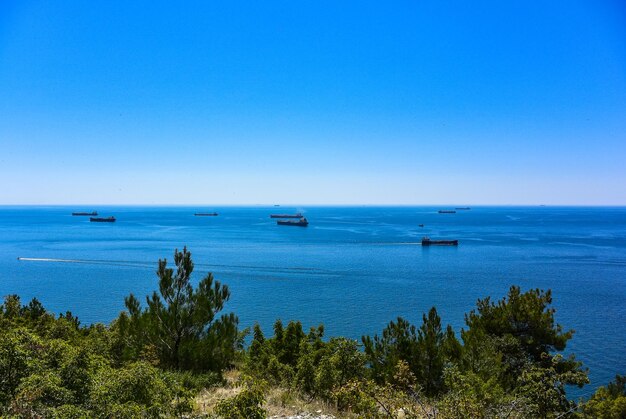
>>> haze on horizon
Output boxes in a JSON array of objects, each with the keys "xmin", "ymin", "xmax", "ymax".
[{"xmin": 1, "ymin": 1, "xmax": 625, "ymax": 206}]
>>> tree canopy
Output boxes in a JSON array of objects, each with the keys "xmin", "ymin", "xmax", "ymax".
[
  {"xmin": 1, "ymin": 251, "xmax": 613, "ymax": 418},
  {"xmin": 115, "ymin": 247, "xmax": 240, "ymax": 372}
]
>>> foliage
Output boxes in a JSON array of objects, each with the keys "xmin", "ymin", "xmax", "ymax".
[
  {"xmin": 515, "ymin": 354, "xmax": 587, "ymax": 418},
  {"xmin": 362, "ymin": 316, "xmax": 420, "ymax": 385},
  {"xmin": 580, "ymin": 375, "xmax": 626, "ymax": 419},
  {"xmin": 462, "ymin": 286, "xmax": 583, "ymax": 390},
  {"xmin": 240, "ymin": 288, "xmax": 598, "ymax": 417},
  {"xmin": 114, "ymin": 247, "xmax": 240, "ymax": 371},
  {"xmin": 0, "ymin": 248, "xmax": 239, "ymax": 417},
  {"xmin": 334, "ymin": 360, "xmax": 435, "ymax": 418},
  {"xmin": 333, "ymin": 378, "xmax": 390, "ymax": 417},
  {"xmin": 1, "ymin": 256, "xmax": 609, "ymax": 418},
  {"xmin": 90, "ymin": 361, "xmax": 193, "ymax": 417},
  {"xmin": 0, "ymin": 295, "xmax": 198, "ymax": 417},
  {"xmin": 362, "ymin": 307, "xmax": 460, "ymax": 397},
  {"xmin": 244, "ymin": 319, "xmax": 367, "ymax": 403},
  {"xmin": 0, "ymin": 327, "xmax": 39, "ymax": 405},
  {"xmin": 213, "ymin": 379, "xmax": 266, "ymax": 419},
  {"xmin": 464, "ymin": 286, "xmax": 571, "ymax": 356},
  {"xmin": 437, "ymin": 364, "xmax": 531, "ymax": 418}
]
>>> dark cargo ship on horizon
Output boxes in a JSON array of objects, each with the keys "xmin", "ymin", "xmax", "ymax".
[
  {"xmin": 277, "ymin": 217, "xmax": 309, "ymax": 227},
  {"xmin": 72, "ymin": 211, "xmax": 97, "ymax": 216},
  {"xmin": 421, "ymin": 236, "xmax": 458, "ymax": 246},
  {"xmin": 90, "ymin": 216, "xmax": 116, "ymax": 223}
]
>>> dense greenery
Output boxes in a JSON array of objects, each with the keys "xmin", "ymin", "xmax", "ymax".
[
  {"xmin": 0, "ymin": 247, "xmax": 621, "ymax": 418},
  {"xmin": 581, "ymin": 375, "xmax": 626, "ymax": 418},
  {"xmin": 0, "ymin": 248, "xmax": 232, "ymax": 417},
  {"xmin": 243, "ymin": 287, "xmax": 590, "ymax": 418},
  {"xmin": 115, "ymin": 247, "xmax": 241, "ymax": 371},
  {"xmin": 0, "ymin": 295, "xmax": 196, "ymax": 417}
]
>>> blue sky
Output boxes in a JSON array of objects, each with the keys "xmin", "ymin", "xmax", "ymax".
[{"xmin": 1, "ymin": 1, "xmax": 625, "ymax": 205}]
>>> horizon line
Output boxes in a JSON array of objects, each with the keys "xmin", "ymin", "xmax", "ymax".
[{"xmin": 1, "ymin": 203, "xmax": 626, "ymax": 208}]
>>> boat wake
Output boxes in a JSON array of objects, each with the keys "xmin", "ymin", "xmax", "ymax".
[
  {"xmin": 369, "ymin": 242, "xmax": 422, "ymax": 245},
  {"xmin": 17, "ymin": 257, "xmax": 154, "ymax": 268},
  {"xmin": 16, "ymin": 257, "xmax": 340, "ymax": 276}
]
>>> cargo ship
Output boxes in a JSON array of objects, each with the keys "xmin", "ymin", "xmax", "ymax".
[
  {"xmin": 421, "ymin": 236, "xmax": 458, "ymax": 246},
  {"xmin": 72, "ymin": 211, "xmax": 97, "ymax": 216},
  {"xmin": 277, "ymin": 217, "xmax": 309, "ymax": 227},
  {"xmin": 438, "ymin": 210, "xmax": 457, "ymax": 214},
  {"xmin": 270, "ymin": 213, "xmax": 303, "ymax": 219},
  {"xmin": 90, "ymin": 216, "xmax": 116, "ymax": 223},
  {"xmin": 194, "ymin": 212, "xmax": 218, "ymax": 216},
  {"xmin": 455, "ymin": 207, "xmax": 471, "ymax": 210}
]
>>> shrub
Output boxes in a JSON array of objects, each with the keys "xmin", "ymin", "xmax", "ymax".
[
  {"xmin": 214, "ymin": 384, "xmax": 265, "ymax": 419},
  {"xmin": 90, "ymin": 361, "xmax": 192, "ymax": 417}
]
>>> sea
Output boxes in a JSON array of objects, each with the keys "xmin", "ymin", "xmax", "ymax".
[{"xmin": 1, "ymin": 206, "xmax": 625, "ymax": 397}]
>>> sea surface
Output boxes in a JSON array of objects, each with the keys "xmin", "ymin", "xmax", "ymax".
[{"xmin": 1, "ymin": 206, "xmax": 625, "ymax": 397}]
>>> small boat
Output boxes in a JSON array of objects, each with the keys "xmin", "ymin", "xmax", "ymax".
[
  {"xmin": 418, "ymin": 224, "xmax": 424, "ymax": 227},
  {"xmin": 277, "ymin": 217, "xmax": 309, "ymax": 227},
  {"xmin": 270, "ymin": 213, "xmax": 303, "ymax": 219},
  {"xmin": 455, "ymin": 207, "xmax": 471, "ymax": 210},
  {"xmin": 421, "ymin": 236, "xmax": 458, "ymax": 246},
  {"xmin": 90, "ymin": 216, "xmax": 116, "ymax": 223},
  {"xmin": 438, "ymin": 210, "xmax": 456, "ymax": 214},
  {"xmin": 72, "ymin": 211, "xmax": 97, "ymax": 216},
  {"xmin": 194, "ymin": 212, "xmax": 218, "ymax": 216}
]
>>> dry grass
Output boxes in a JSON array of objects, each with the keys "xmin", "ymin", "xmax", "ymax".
[
  {"xmin": 195, "ymin": 369, "xmax": 242, "ymax": 414},
  {"xmin": 264, "ymin": 387, "xmax": 343, "ymax": 417},
  {"xmin": 193, "ymin": 369, "xmax": 348, "ymax": 418}
]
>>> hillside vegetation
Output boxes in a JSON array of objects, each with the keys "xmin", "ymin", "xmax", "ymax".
[{"xmin": 1, "ymin": 248, "xmax": 624, "ymax": 418}]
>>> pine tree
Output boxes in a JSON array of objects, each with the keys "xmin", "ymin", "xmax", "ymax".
[{"xmin": 119, "ymin": 247, "xmax": 238, "ymax": 371}]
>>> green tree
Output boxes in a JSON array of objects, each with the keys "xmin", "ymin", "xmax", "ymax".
[
  {"xmin": 278, "ymin": 321, "xmax": 305, "ymax": 366},
  {"xmin": 516, "ymin": 354, "xmax": 588, "ymax": 418},
  {"xmin": 362, "ymin": 317, "xmax": 420, "ymax": 384},
  {"xmin": 464, "ymin": 286, "xmax": 571, "ymax": 362},
  {"xmin": 462, "ymin": 286, "xmax": 586, "ymax": 390},
  {"xmin": 416, "ymin": 307, "xmax": 453, "ymax": 396},
  {"xmin": 0, "ymin": 294, "xmax": 21, "ymax": 320},
  {"xmin": 362, "ymin": 308, "xmax": 459, "ymax": 396},
  {"xmin": 581, "ymin": 375, "xmax": 626, "ymax": 419},
  {"xmin": 271, "ymin": 319, "xmax": 284, "ymax": 355},
  {"xmin": 315, "ymin": 338, "xmax": 366, "ymax": 400},
  {"xmin": 437, "ymin": 364, "xmax": 520, "ymax": 419},
  {"xmin": 248, "ymin": 324, "xmax": 267, "ymax": 369},
  {"xmin": 0, "ymin": 328, "xmax": 41, "ymax": 405},
  {"xmin": 12, "ymin": 371, "xmax": 74, "ymax": 417},
  {"xmin": 295, "ymin": 341, "xmax": 316, "ymax": 394},
  {"xmin": 118, "ymin": 247, "xmax": 239, "ymax": 371}
]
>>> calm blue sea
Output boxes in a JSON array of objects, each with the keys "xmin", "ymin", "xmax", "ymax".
[{"xmin": 1, "ymin": 206, "xmax": 625, "ymax": 396}]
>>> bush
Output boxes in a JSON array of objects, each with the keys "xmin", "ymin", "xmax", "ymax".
[
  {"xmin": 214, "ymin": 384, "xmax": 265, "ymax": 419},
  {"xmin": 174, "ymin": 370, "xmax": 224, "ymax": 391},
  {"xmin": 90, "ymin": 361, "xmax": 193, "ymax": 417},
  {"xmin": 581, "ymin": 375, "xmax": 626, "ymax": 418}
]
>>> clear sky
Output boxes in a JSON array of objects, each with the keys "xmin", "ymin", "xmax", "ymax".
[{"xmin": 1, "ymin": 1, "xmax": 625, "ymax": 205}]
